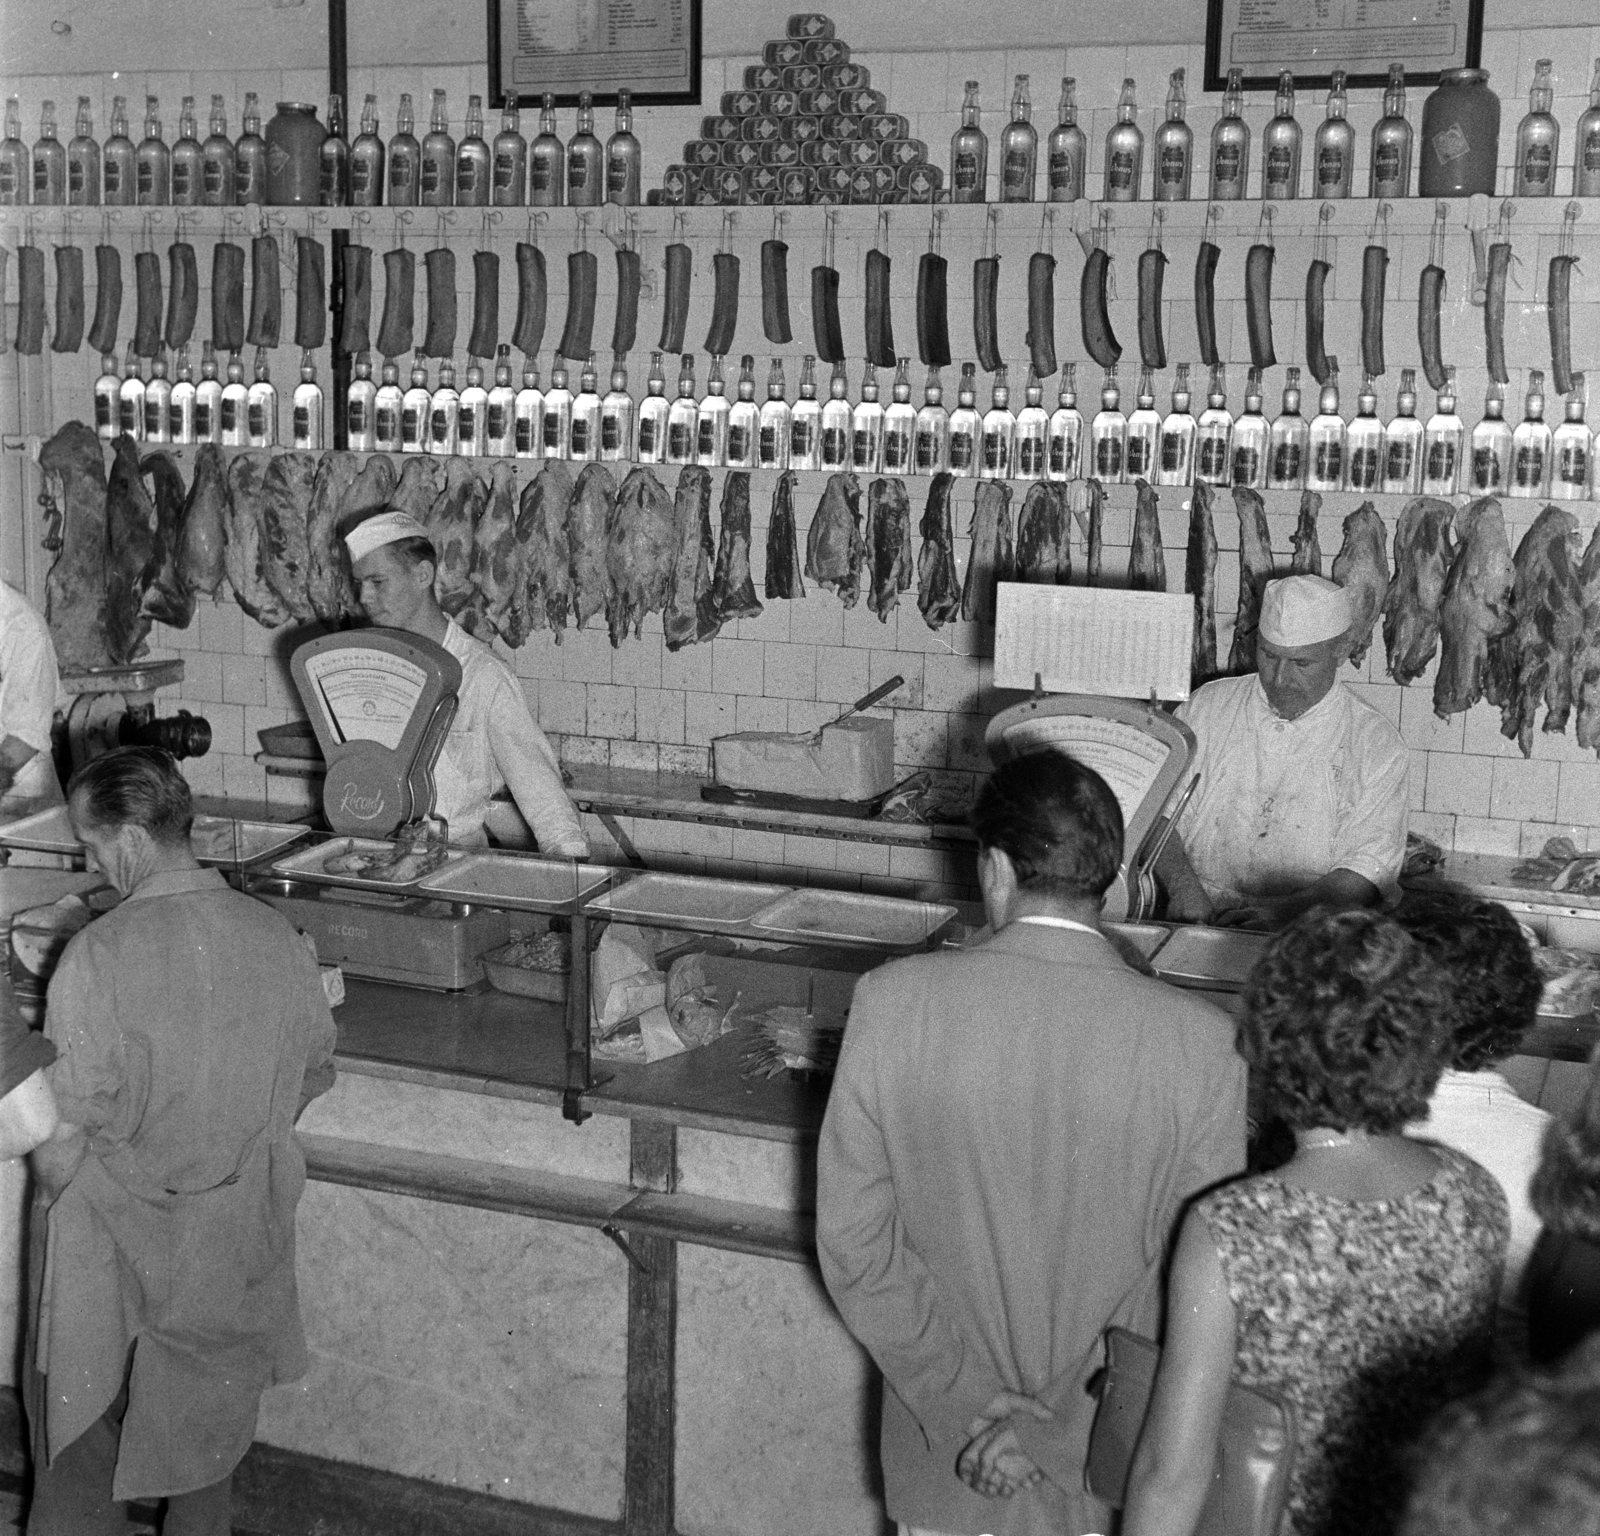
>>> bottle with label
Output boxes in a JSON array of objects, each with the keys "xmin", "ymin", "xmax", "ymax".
[
  {"xmin": 726, "ymin": 354, "xmax": 759, "ymax": 469},
  {"xmin": 1514, "ymin": 59, "xmax": 1558, "ymax": 197},
  {"xmin": 1230, "ymin": 368, "xmax": 1267, "ymax": 487},
  {"xmin": 1577, "ymin": 60, "xmax": 1600, "ymax": 198},
  {"xmin": 200, "ymin": 96, "xmax": 233, "ymax": 206},
  {"xmin": 194, "ymin": 347, "xmax": 222, "ymax": 443},
  {"xmin": 1000, "ymin": 75, "xmax": 1037, "ymax": 202},
  {"xmin": 168, "ymin": 349, "xmax": 196, "ymax": 443},
  {"xmin": 1104, "ymin": 78, "xmax": 1143, "ymax": 203},
  {"xmin": 789, "ymin": 354, "xmax": 822, "ymax": 471},
  {"xmin": 514, "ymin": 356, "xmax": 546, "ymax": 459},
  {"xmin": 820, "ymin": 361, "xmax": 853, "ymax": 470},
  {"xmin": 320, "ymin": 94, "xmax": 349, "ymax": 206},
  {"xmin": 1154, "ymin": 70, "xmax": 1193, "ymax": 202},
  {"xmin": 1194, "ymin": 365, "xmax": 1233, "ymax": 486},
  {"xmin": 93, "ymin": 353, "xmax": 121, "ymax": 438},
  {"xmin": 529, "ymin": 94, "xmax": 564, "ymax": 207},
  {"xmin": 455, "ymin": 96, "xmax": 490, "ymax": 207},
  {"xmin": 881, "ymin": 358, "xmax": 916, "ymax": 472},
  {"xmin": 1, "ymin": 99, "xmax": 28, "ymax": 205},
  {"xmin": 1125, "ymin": 367, "xmax": 1161, "ymax": 481},
  {"xmin": 135, "ymin": 97, "xmax": 170, "ymax": 205},
  {"xmin": 1047, "ymin": 79, "xmax": 1087, "ymax": 203},
  {"xmin": 165, "ymin": 96, "xmax": 200, "ymax": 207},
  {"xmin": 235, "ymin": 93, "xmax": 267, "ymax": 205},
  {"xmin": 606, "ymin": 90, "xmax": 642, "ymax": 205},
  {"xmin": 1551, "ymin": 378, "xmax": 1590, "ymax": 499},
  {"xmin": 1014, "ymin": 366, "xmax": 1049, "ymax": 480},
  {"xmin": 292, "ymin": 351, "xmax": 324, "ymax": 450},
  {"xmin": 342, "ymin": 96, "xmax": 382, "ymax": 208},
  {"xmin": 1157, "ymin": 363, "xmax": 1198, "ymax": 485},
  {"xmin": 915, "ymin": 365, "xmax": 950, "ymax": 475},
  {"xmin": 1346, "ymin": 375, "xmax": 1383, "ymax": 491},
  {"xmin": 388, "ymin": 94, "xmax": 421, "ymax": 206},
  {"xmin": 569, "ymin": 354, "xmax": 601, "ymax": 461},
  {"xmin": 851, "ymin": 362, "xmax": 885, "ymax": 472},
  {"xmin": 119, "ymin": 345, "xmax": 146, "ymax": 439},
  {"xmin": 1383, "ymin": 368, "xmax": 1424, "ymax": 494},
  {"xmin": 600, "ymin": 354, "xmax": 635, "ymax": 462},
  {"xmin": 429, "ymin": 358, "xmax": 461, "ymax": 454},
  {"xmin": 665, "ymin": 354, "xmax": 698, "ymax": 465},
  {"xmin": 1091, "ymin": 367, "xmax": 1128, "ymax": 483},
  {"xmin": 1370, "ymin": 64, "xmax": 1413, "ymax": 199},
  {"xmin": 1470, "ymin": 384, "xmax": 1512, "ymax": 493},
  {"xmin": 758, "ymin": 359, "xmax": 791, "ymax": 470},
  {"xmin": 1262, "ymin": 73, "xmax": 1301, "ymax": 199},
  {"xmin": 458, "ymin": 357, "xmax": 490, "ymax": 455},
  {"xmin": 948, "ymin": 363, "xmax": 982, "ymax": 476},
  {"xmin": 1268, "ymin": 367, "xmax": 1307, "ymax": 489},
  {"xmin": 695, "ymin": 354, "xmax": 730, "ymax": 467},
  {"xmin": 102, "ymin": 97, "xmax": 135, "ymax": 206},
  {"xmin": 951, "ymin": 80, "xmax": 988, "ymax": 204},
  {"xmin": 487, "ymin": 346, "xmax": 518, "ymax": 456},
  {"xmin": 67, "ymin": 97, "xmax": 99, "ymax": 205},
  {"xmin": 373, "ymin": 359, "xmax": 404, "ymax": 452},
  {"xmin": 1421, "ymin": 367, "xmax": 1464, "ymax": 495},
  {"xmin": 401, "ymin": 358, "xmax": 431, "ymax": 452},
  {"xmin": 420, "ymin": 89, "xmax": 454, "ymax": 207},
  {"xmin": 1210, "ymin": 71, "xmax": 1250, "ymax": 200},
  {"xmin": 1305, "ymin": 362, "xmax": 1345, "ymax": 491},
  {"xmin": 1511, "ymin": 368, "xmax": 1552, "ymax": 495},
  {"xmin": 1046, "ymin": 362, "xmax": 1084, "ymax": 481},
  {"xmin": 1314, "ymin": 71, "xmax": 1354, "ymax": 198},
  {"xmin": 567, "ymin": 92, "xmax": 603, "ymax": 207},
  {"xmin": 31, "ymin": 99, "xmax": 66, "ymax": 205},
  {"xmin": 492, "ymin": 102, "xmax": 525, "ymax": 208},
  {"xmin": 979, "ymin": 364, "xmax": 1016, "ymax": 478},
  {"xmin": 543, "ymin": 355, "xmax": 575, "ymax": 459},
  {"xmin": 143, "ymin": 353, "xmax": 171, "ymax": 443},
  {"xmin": 347, "ymin": 353, "xmax": 378, "ymax": 451},
  {"xmin": 219, "ymin": 350, "xmax": 248, "ymax": 446},
  {"xmin": 246, "ymin": 347, "xmax": 278, "ymax": 448}
]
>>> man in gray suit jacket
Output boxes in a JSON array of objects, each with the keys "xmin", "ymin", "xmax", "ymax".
[{"xmin": 817, "ymin": 752, "xmax": 1247, "ymax": 1536}]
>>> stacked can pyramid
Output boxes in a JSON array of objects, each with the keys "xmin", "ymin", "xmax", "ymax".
[{"xmin": 658, "ymin": 13, "xmax": 943, "ymax": 206}]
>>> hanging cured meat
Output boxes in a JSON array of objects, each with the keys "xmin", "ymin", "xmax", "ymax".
[
  {"xmin": 177, "ymin": 443, "xmax": 229, "ymax": 601},
  {"xmin": 1290, "ymin": 489, "xmax": 1322, "ymax": 576},
  {"xmin": 1433, "ymin": 497, "xmax": 1514, "ymax": 720},
  {"xmin": 1228, "ymin": 486, "xmax": 1274, "ymax": 673},
  {"xmin": 1383, "ymin": 497, "xmax": 1456, "ymax": 686},
  {"xmin": 568, "ymin": 463, "xmax": 617, "ymax": 632},
  {"xmin": 1185, "ymin": 479, "xmax": 1218, "ymax": 684},
  {"xmin": 425, "ymin": 459, "xmax": 487, "ymax": 622},
  {"xmin": 606, "ymin": 466, "xmax": 677, "ymax": 643},
  {"xmin": 258, "ymin": 451, "xmax": 318, "ymax": 623},
  {"xmin": 1085, "ymin": 478, "xmax": 1104, "ymax": 586},
  {"xmin": 522, "ymin": 459, "xmax": 575, "ymax": 640},
  {"xmin": 305, "ymin": 451, "xmax": 361, "ymax": 625},
  {"xmin": 463, "ymin": 460, "xmax": 524, "ymax": 640},
  {"xmin": 138, "ymin": 450, "xmax": 194, "ymax": 628},
  {"xmin": 40, "ymin": 420, "xmax": 112, "ymax": 669},
  {"xmin": 1493, "ymin": 505, "xmax": 1583, "ymax": 756},
  {"xmin": 864, "ymin": 477, "xmax": 913, "ymax": 621},
  {"xmin": 1573, "ymin": 525, "xmax": 1600, "ymax": 753},
  {"xmin": 1330, "ymin": 503, "xmax": 1389, "ymax": 668},
  {"xmin": 664, "ymin": 465, "xmax": 719, "ymax": 651},
  {"xmin": 224, "ymin": 451, "xmax": 290, "ymax": 629},
  {"xmin": 387, "ymin": 454, "xmax": 445, "ymax": 528},
  {"xmin": 959, "ymin": 481, "xmax": 1014, "ymax": 624},
  {"xmin": 1014, "ymin": 482, "xmax": 1069, "ymax": 585},
  {"xmin": 916, "ymin": 472, "xmax": 960, "ymax": 629},
  {"xmin": 104, "ymin": 435, "xmax": 157, "ymax": 661},
  {"xmin": 763, "ymin": 472, "xmax": 805, "ymax": 602},
  {"xmin": 805, "ymin": 472, "xmax": 865, "ymax": 608},
  {"xmin": 1128, "ymin": 479, "xmax": 1166, "ymax": 592},
  {"xmin": 711, "ymin": 471, "xmax": 764, "ymax": 624}
]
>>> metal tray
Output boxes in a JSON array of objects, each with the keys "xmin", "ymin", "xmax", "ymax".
[
  {"xmin": 748, "ymin": 888, "xmax": 955, "ymax": 948},
  {"xmin": 2, "ymin": 804, "xmax": 309, "ymax": 869},
  {"xmin": 415, "ymin": 853, "xmax": 612, "ymax": 912},
  {"xmin": 586, "ymin": 872, "xmax": 790, "ymax": 930},
  {"xmin": 1151, "ymin": 925, "xmax": 1271, "ymax": 988},
  {"xmin": 1102, "ymin": 921, "xmax": 1172, "ymax": 961},
  {"xmin": 268, "ymin": 837, "xmax": 463, "ymax": 893}
]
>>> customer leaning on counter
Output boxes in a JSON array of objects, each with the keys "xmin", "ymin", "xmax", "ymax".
[
  {"xmin": 1161, "ymin": 574, "xmax": 1409, "ymax": 930},
  {"xmin": 344, "ymin": 511, "xmax": 588, "ymax": 856}
]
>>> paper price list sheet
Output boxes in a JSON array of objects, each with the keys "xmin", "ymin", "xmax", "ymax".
[
  {"xmin": 498, "ymin": 0, "xmax": 696, "ymax": 100},
  {"xmin": 1210, "ymin": 0, "xmax": 1474, "ymax": 87}
]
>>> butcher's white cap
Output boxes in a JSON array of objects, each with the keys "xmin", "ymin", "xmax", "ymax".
[
  {"xmin": 344, "ymin": 509, "xmax": 430, "ymax": 563},
  {"xmin": 1259, "ymin": 575, "xmax": 1353, "ymax": 648}
]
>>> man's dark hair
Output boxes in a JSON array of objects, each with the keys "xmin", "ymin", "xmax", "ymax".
[
  {"xmin": 385, "ymin": 533, "xmax": 438, "ymax": 571},
  {"xmin": 68, "ymin": 746, "xmax": 193, "ymax": 846},
  {"xmin": 1531, "ymin": 1057, "xmax": 1600, "ymax": 1244},
  {"xmin": 1395, "ymin": 889, "xmax": 1542, "ymax": 1070},
  {"xmin": 970, "ymin": 751, "xmax": 1124, "ymax": 902}
]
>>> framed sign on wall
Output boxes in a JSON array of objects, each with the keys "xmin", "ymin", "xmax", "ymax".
[
  {"xmin": 1203, "ymin": 0, "xmax": 1484, "ymax": 93},
  {"xmin": 488, "ymin": 0, "xmax": 702, "ymax": 108}
]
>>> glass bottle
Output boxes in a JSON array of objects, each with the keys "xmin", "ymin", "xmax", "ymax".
[
  {"xmin": 292, "ymin": 350, "xmax": 324, "ymax": 450},
  {"xmin": 1000, "ymin": 74, "xmax": 1037, "ymax": 202},
  {"xmin": 1470, "ymin": 385, "xmax": 1513, "ymax": 494},
  {"xmin": 1421, "ymin": 367, "xmax": 1464, "ymax": 495},
  {"xmin": 373, "ymin": 358, "xmax": 404, "ymax": 452},
  {"xmin": 789, "ymin": 355, "xmax": 822, "ymax": 471},
  {"xmin": 634, "ymin": 352, "xmax": 667, "ymax": 464},
  {"xmin": 1313, "ymin": 70, "xmax": 1354, "ymax": 199},
  {"xmin": 606, "ymin": 90, "xmax": 642, "ymax": 205},
  {"xmin": 1154, "ymin": 69, "xmax": 1193, "ymax": 202},
  {"xmin": 1158, "ymin": 363, "xmax": 1198, "ymax": 486},
  {"xmin": 1047, "ymin": 78, "xmax": 1087, "ymax": 203},
  {"xmin": 1514, "ymin": 59, "xmax": 1558, "ymax": 198},
  {"xmin": 246, "ymin": 347, "xmax": 278, "ymax": 447},
  {"xmin": 167, "ymin": 96, "xmax": 200, "ymax": 206},
  {"xmin": 980, "ymin": 364, "xmax": 1017, "ymax": 478},
  {"xmin": 948, "ymin": 363, "xmax": 982, "ymax": 477},
  {"xmin": 1091, "ymin": 367, "xmax": 1128, "ymax": 483},
  {"xmin": 1210, "ymin": 69, "xmax": 1250, "ymax": 200},
  {"xmin": 851, "ymin": 362, "xmax": 885, "ymax": 473},
  {"xmin": 1305, "ymin": 363, "xmax": 1345, "ymax": 491},
  {"xmin": 1014, "ymin": 366, "xmax": 1049, "ymax": 480},
  {"xmin": 1125, "ymin": 367, "xmax": 1161, "ymax": 481},
  {"xmin": 694, "ymin": 353, "xmax": 729, "ymax": 467},
  {"xmin": 350, "ymin": 95, "xmax": 384, "ymax": 207},
  {"xmin": 143, "ymin": 352, "xmax": 171, "ymax": 443},
  {"xmin": 758, "ymin": 358, "xmax": 791, "ymax": 470},
  {"xmin": 102, "ymin": 97, "xmax": 135, "ymax": 207},
  {"xmin": 420, "ymin": 89, "xmax": 455, "ymax": 207},
  {"xmin": 32, "ymin": 100, "xmax": 66, "ymax": 205},
  {"xmin": 880, "ymin": 359, "xmax": 915, "ymax": 473},
  {"xmin": 543, "ymin": 355, "xmax": 575, "ymax": 459},
  {"xmin": 567, "ymin": 92, "xmax": 603, "ymax": 208},
  {"xmin": 235, "ymin": 93, "xmax": 267, "ymax": 205},
  {"xmin": 487, "ymin": 346, "xmax": 518, "ymax": 456},
  {"xmin": 1193, "ymin": 365, "xmax": 1233, "ymax": 488},
  {"xmin": 0, "ymin": 98, "xmax": 28, "ymax": 205},
  {"xmin": 401, "ymin": 357, "xmax": 431, "ymax": 452},
  {"xmin": 135, "ymin": 96, "xmax": 170, "ymax": 205},
  {"xmin": 1383, "ymin": 368, "xmax": 1424, "ymax": 494},
  {"xmin": 1551, "ymin": 379, "xmax": 1590, "ymax": 500},
  {"xmin": 566, "ymin": 354, "xmax": 599, "ymax": 460},
  {"xmin": 388, "ymin": 93, "xmax": 420, "ymax": 207},
  {"xmin": 168, "ymin": 348, "xmax": 196, "ymax": 444},
  {"xmin": 1262, "ymin": 73, "xmax": 1301, "ymax": 200},
  {"xmin": 665, "ymin": 353, "xmax": 698, "ymax": 464},
  {"xmin": 1268, "ymin": 366, "xmax": 1307, "ymax": 489},
  {"xmin": 1370, "ymin": 63, "xmax": 1413, "ymax": 199},
  {"xmin": 600, "ymin": 354, "xmax": 635, "ymax": 462},
  {"xmin": 458, "ymin": 357, "xmax": 490, "ymax": 455},
  {"xmin": 219, "ymin": 350, "xmax": 248, "ymax": 446},
  {"xmin": 514, "ymin": 356, "xmax": 546, "ymax": 459},
  {"xmin": 430, "ymin": 359, "xmax": 462, "ymax": 454},
  {"xmin": 492, "ymin": 101, "xmax": 526, "ymax": 207},
  {"xmin": 1230, "ymin": 368, "xmax": 1267, "ymax": 488},
  {"xmin": 820, "ymin": 361, "xmax": 853, "ymax": 470},
  {"xmin": 320, "ymin": 93, "xmax": 349, "ymax": 207},
  {"xmin": 194, "ymin": 347, "xmax": 222, "ymax": 444},
  {"xmin": 1511, "ymin": 369, "xmax": 1552, "ymax": 496},
  {"xmin": 201, "ymin": 95, "xmax": 234, "ymax": 206},
  {"xmin": 456, "ymin": 96, "xmax": 490, "ymax": 209},
  {"xmin": 1577, "ymin": 60, "xmax": 1600, "ymax": 198},
  {"xmin": 726, "ymin": 354, "xmax": 759, "ymax": 469},
  {"xmin": 1104, "ymin": 78, "xmax": 1143, "ymax": 203},
  {"xmin": 915, "ymin": 365, "xmax": 950, "ymax": 475},
  {"xmin": 1046, "ymin": 362, "xmax": 1084, "ymax": 482},
  {"xmin": 118, "ymin": 345, "xmax": 146, "ymax": 440},
  {"xmin": 1346, "ymin": 375, "xmax": 1384, "ymax": 491},
  {"xmin": 93, "ymin": 353, "xmax": 121, "ymax": 439},
  {"xmin": 347, "ymin": 353, "xmax": 378, "ymax": 451},
  {"xmin": 67, "ymin": 97, "xmax": 99, "ymax": 205},
  {"xmin": 529, "ymin": 94, "xmax": 564, "ymax": 207},
  {"xmin": 951, "ymin": 80, "xmax": 988, "ymax": 204}
]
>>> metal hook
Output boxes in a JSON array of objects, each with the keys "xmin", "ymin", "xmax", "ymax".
[
  {"xmin": 720, "ymin": 207, "xmax": 735, "ymax": 254},
  {"xmin": 984, "ymin": 203, "xmax": 1000, "ymax": 260},
  {"xmin": 394, "ymin": 207, "xmax": 413, "ymax": 247},
  {"xmin": 671, "ymin": 207, "xmax": 686, "ymax": 245},
  {"xmin": 1147, "ymin": 202, "xmax": 1164, "ymax": 252},
  {"xmin": 1428, "ymin": 200, "xmax": 1448, "ymax": 269},
  {"xmin": 1254, "ymin": 202, "xmax": 1273, "ymax": 247},
  {"xmin": 1313, "ymin": 202, "xmax": 1333, "ymax": 264},
  {"xmin": 577, "ymin": 209, "xmax": 591, "ymax": 252},
  {"xmin": 823, "ymin": 205, "xmax": 837, "ymax": 268},
  {"xmin": 1203, "ymin": 203, "xmax": 1220, "ymax": 248},
  {"xmin": 1561, "ymin": 200, "xmax": 1581, "ymax": 260},
  {"xmin": 352, "ymin": 208, "xmax": 372, "ymax": 229},
  {"xmin": 480, "ymin": 208, "xmax": 502, "ymax": 242},
  {"xmin": 875, "ymin": 203, "xmax": 890, "ymax": 251},
  {"xmin": 1368, "ymin": 200, "xmax": 1391, "ymax": 246},
  {"xmin": 927, "ymin": 205, "xmax": 944, "ymax": 256},
  {"xmin": 1496, "ymin": 198, "xmax": 1515, "ymax": 239},
  {"xmin": 772, "ymin": 206, "xmax": 786, "ymax": 244}
]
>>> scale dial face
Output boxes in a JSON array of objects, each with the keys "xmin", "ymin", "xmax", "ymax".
[{"xmin": 302, "ymin": 647, "xmax": 431, "ymax": 751}]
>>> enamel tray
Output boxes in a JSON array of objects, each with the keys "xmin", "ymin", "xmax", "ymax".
[
  {"xmin": 748, "ymin": 888, "xmax": 956, "ymax": 949},
  {"xmin": 268, "ymin": 836, "xmax": 463, "ymax": 893},
  {"xmin": 1150, "ymin": 925, "xmax": 1271, "ymax": 988},
  {"xmin": 415, "ymin": 854, "xmax": 612, "ymax": 912},
  {"xmin": 585, "ymin": 872, "xmax": 791, "ymax": 931},
  {"xmin": 2, "ymin": 804, "xmax": 309, "ymax": 870}
]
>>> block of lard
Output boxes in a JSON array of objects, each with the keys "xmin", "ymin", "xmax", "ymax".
[{"xmin": 711, "ymin": 716, "xmax": 895, "ymax": 801}]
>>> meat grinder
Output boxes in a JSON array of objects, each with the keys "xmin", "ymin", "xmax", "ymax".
[{"xmin": 53, "ymin": 659, "xmax": 212, "ymax": 785}]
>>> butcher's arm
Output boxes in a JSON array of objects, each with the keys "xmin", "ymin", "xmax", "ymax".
[
  {"xmin": 30, "ymin": 1119, "xmax": 86, "ymax": 1202},
  {"xmin": 1154, "ymin": 832, "xmax": 1212, "ymax": 922},
  {"xmin": 1213, "ymin": 866, "xmax": 1380, "ymax": 929},
  {"xmin": 0, "ymin": 1070, "xmax": 58, "ymax": 1159},
  {"xmin": 487, "ymin": 680, "xmax": 589, "ymax": 858},
  {"xmin": 0, "ymin": 619, "xmax": 58, "ymax": 796},
  {"xmin": 0, "ymin": 736, "xmax": 37, "ymax": 796}
]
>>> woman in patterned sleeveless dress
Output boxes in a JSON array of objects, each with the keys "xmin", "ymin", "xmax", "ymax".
[{"xmin": 1122, "ymin": 909, "xmax": 1508, "ymax": 1536}]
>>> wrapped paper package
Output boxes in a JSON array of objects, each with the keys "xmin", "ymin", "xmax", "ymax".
[{"xmin": 711, "ymin": 716, "xmax": 895, "ymax": 801}]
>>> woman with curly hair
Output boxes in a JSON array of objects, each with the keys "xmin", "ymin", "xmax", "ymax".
[
  {"xmin": 1122, "ymin": 909, "xmax": 1509, "ymax": 1536},
  {"xmin": 1526, "ymin": 1059, "xmax": 1600, "ymax": 1363}
]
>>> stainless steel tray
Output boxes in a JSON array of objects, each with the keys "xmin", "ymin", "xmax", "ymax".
[
  {"xmin": 1102, "ymin": 921, "xmax": 1172, "ymax": 961},
  {"xmin": 748, "ymin": 888, "xmax": 956, "ymax": 948},
  {"xmin": 2, "ymin": 804, "xmax": 310, "ymax": 869},
  {"xmin": 1151, "ymin": 925, "xmax": 1271, "ymax": 988},
  {"xmin": 586, "ymin": 872, "xmax": 790, "ymax": 930},
  {"xmin": 415, "ymin": 853, "xmax": 612, "ymax": 912},
  {"xmin": 268, "ymin": 836, "xmax": 464, "ymax": 893}
]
